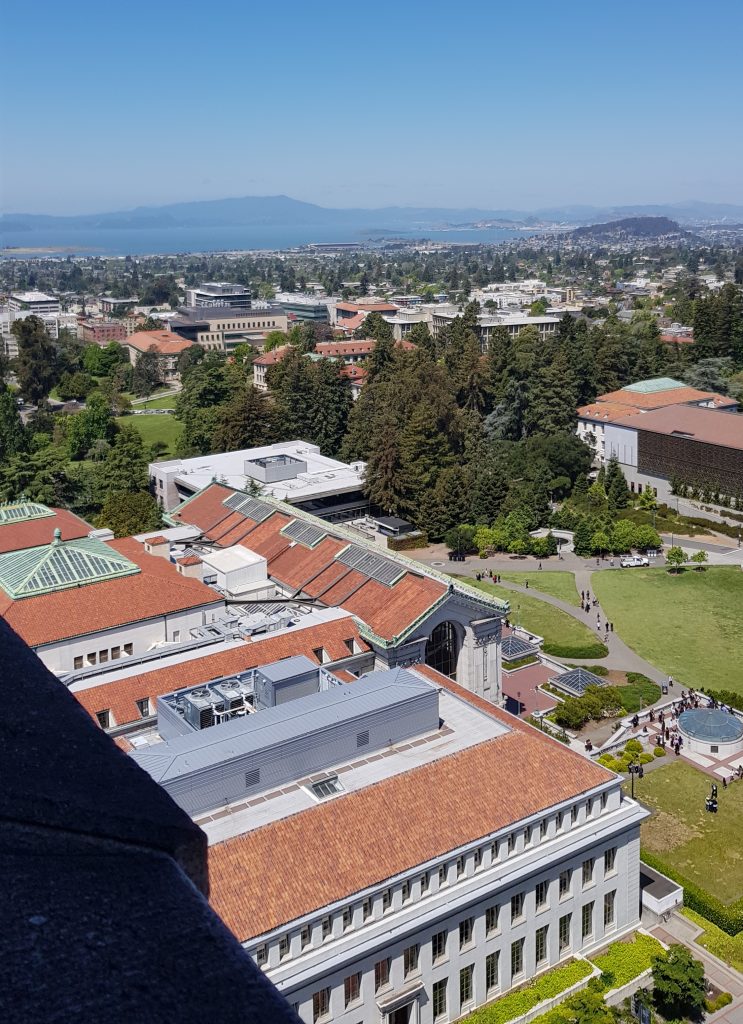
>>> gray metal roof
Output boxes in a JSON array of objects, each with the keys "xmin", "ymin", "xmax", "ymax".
[
  {"xmin": 133, "ymin": 669, "xmax": 434, "ymax": 783},
  {"xmin": 260, "ymin": 654, "xmax": 317, "ymax": 682}
]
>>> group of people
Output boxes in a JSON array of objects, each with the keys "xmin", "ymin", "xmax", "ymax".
[{"xmin": 475, "ymin": 571, "xmax": 502, "ymax": 583}]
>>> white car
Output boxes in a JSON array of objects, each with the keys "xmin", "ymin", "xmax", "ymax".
[{"xmin": 619, "ymin": 555, "xmax": 649, "ymax": 568}]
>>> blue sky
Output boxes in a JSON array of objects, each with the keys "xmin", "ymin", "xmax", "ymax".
[{"xmin": 3, "ymin": 0, "xmax": 742, "ymax": 214}]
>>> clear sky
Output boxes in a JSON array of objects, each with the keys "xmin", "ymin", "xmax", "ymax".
[{"xmin": 2, "ymin": 0, "xmax": 742, "ymax": 214}]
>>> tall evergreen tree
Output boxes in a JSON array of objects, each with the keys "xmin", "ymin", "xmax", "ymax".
[
  {"xmin": 363, "ymin": 410, "xmax": 404, "ymax": 513},
  {"xmin": 12, "ymin": 316, "xmax": 60, "ymax": 403},
  {"xmin": 211, "ymin": 385, "xmax": 271, "ymax": 452},
  {"xmin": 0, "ymin": 386, "xmax": 27, "ymax": 462},
  {"xmin": 398, "ymin": 402, "xmax": 455, "ymax": 516},
  {"xmin": 311, "ymin": 360, "xmax": 352, "ymax": 456}
]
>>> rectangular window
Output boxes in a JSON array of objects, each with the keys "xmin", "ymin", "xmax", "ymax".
[
  {"xmin": 98, "ymin": 649, "xmax": 108, "ymax": 664},
  {"xmin": 536, "ymin": 925, "xmax": 549, "ymax": 965},
  {"xmin": 321, "ymin": 915, "xmax": 332, "ymax": 940},
  {"xmin": 559, "ymin": 913, "xmax": 572, "ymax": 953},
  {"xmin": 382, "ymin": 888, "xmax": 392, "ymax": 913},
  {"xmin": 459, "ymin": 917, "xmax": 474, "ymax": 949},
  {"xmin": 173, "ymin": 629, "xmax": 181, "ymax": 642},
  {"xmin": 401, "ymin": 880, "xmax": 411, "ymax": 904},
  {"xmin": 344, "ymin": 972, "xmax": 361, "ymax": 1007},
  {"xmin": 536, "ymin": 880, "xmax": 549, "ymax": 910},
  {"xmin": 96, "ymin": 710, "xmax": 110, "ymax": 729},
  {"xmin": 474, "ymin": 847, "xmax": 483, "ymax": 869},
  {"xmin": 73, "ymin": 656, "xmax": 83, "ymax": 670},
  {"xmin": 438, "ymin": 864, "xmax": 447, "ymax": 886},
  {"xmin": 604, "ymin": 847, "xmax": 617, "ymax": 875},
  {"xmin": 87, "ymin": 652, "xmax": 97, "ymax": 666},
  {"xmin": 456, "ymin": 855, "xmax": 465, "ymax": 877},
  {"xmin": 559, "ymin": 869, "xmax": 571, "ymax": 898},
  {"xmin": 421, "ymin": 870, "xmax": 430, "ymax": 894},
  {"xmin": 344, "ymin": 637, "xmax": 355, "ymax": 654},
  {"xmin": 508, "ymin": 833, "xmax": 516, "ymax": 854},
  {"xmin": 582, "ymin": 858, "xmax": 594, "ymax": 888},
  {"xmin": 587, "ymin": 798, "xmax": 594, "ymax": 816},
  {"xmin": 582, "ymin": 901, "xmax": 594, "ymax": 940},
  {"xmin": 432, "ymin": 929, "xmax": 447, "ymax": 964},
  {"xmin": 403, "ymin": 943, "xmax": 420, "ymax": 978},
  {"xmin": 540, "ymin": 818, "xmax": 548, "ymax": 840},
  {"xmin": 459, "ymin": 964, "xmax": 474, "ymax": 1007},
  {"xmin": 556, "ymin": 811, "xmax": 564, "ymax": 831},
  {"xmin": 432, "ymin": 979, "xmax": 447, "ymax": 1021},
  {"xmin": 136, "ymin": 697, "xmax": 150, "ymax": 718},
  {"xmin": 511, "ymin": 938, "xmax": 525, "ymax": 978},
  {"xmin": 362, "ymin": 897, "xmax": 373, "ymax": 921},
  {"xmin": 571, "ymin": 805, "xmax": 578, "ymax": 824},
  {"xmin": 601, "ymin": 792, "xmax": 608, "ymax": 811},
  {"xmin": 374, "ymin": 957, "xmax": 391, "ymax": 992},
  {"xmin": 486, "ymin": 904, "xmax": 500, "ymax": 935},
  {"xmin": 525, "ymin": 825, "xmax": 532, "ymax": 845},
  {"xmin": 312, "ymin": 988, "xmax": 330, "ymax": 1022},
  {"xmin": 511, "ymin": 892, "xmax": 525, "ymax": 923},
  {"xmin": 300, "ymin": 925, "xmax": 311, "ymax": 949},
  {"xmin": 124, "ymin": 643, "xmax": 133, "ymax": 656},
  {"xmin": 604, "ymin": 891, "xmax": 616, "ymax": 929},
  {"xmin": 486, "ymin": 951, "xmax": 499, "ymax": 994},
  {"xmin": 342, "ymin": 906, "xmax": 352, "ymax": 931},
  {"xmin": 279, "ymin": 935, "xmax": 289, "ymax": 960},
  {"xmin": 256, "ymin": 944, "xmax": 267, "ymax": 966},
  {"xmin": 491, "ymin": 840, "xmax": 498, "ymax": 862}
]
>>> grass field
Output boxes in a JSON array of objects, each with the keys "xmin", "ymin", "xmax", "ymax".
[
  {"xmin": 592, "ymin": 566, "xmax": 743, "ymax": 695},
  {"xmin": 634, "ymin": 761, "xmax": 743, "ymax": 905},
  {"xmin": 116, "ymin": 413, "xmax": 181, "ymax": 455},
  {"xmin": 495, "ymin": 570, "xmax": 581, "ymax": 606},
  {"xmin": 461, "ymin": 578, "xmax": 608, "ymax": 659},
  {"xmin": 132, "ymin": 394, "xmax": 178, "ymax": 410},
  {"xmin": 682, "ymin": 908, "xmax": 743, "ymax": 971}
]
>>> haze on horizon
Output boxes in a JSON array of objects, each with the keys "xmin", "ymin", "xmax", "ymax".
[{"xmin": 2, "ymin": 0, "xmax": 742, "ymax": 216}]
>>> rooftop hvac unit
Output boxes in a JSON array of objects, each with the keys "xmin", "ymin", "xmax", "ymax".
[
  {"xmin": 183, "ymin": 688, "xmax": 224, "ymax": 731},
  {"xmin": 214, "ymin": 679, "xmax": 247, "ymax": 710}
]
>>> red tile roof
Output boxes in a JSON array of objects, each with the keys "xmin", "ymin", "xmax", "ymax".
[
  {"xmin": 74, "ymin": 617, "xmax": 370, "ymax": 726},
  {"xmin": 126, "ymin": 330, "xmax": 194, "ymax": 355},
  {"xmin": 0, "ymin": 537, "xmax": 221, "ymax": 648},
  {"xmin": 252, "ymin": 345, "xmax": 291, "ymax": 366},
  {"xmin": 597, "ymin": 385, "xmax": 736, "ymax": 410},
  {"xmin": 578, "ymin": 402, "xmax": 644, "ymax": 424},
  {"xmin": 336, "ymin": 302, "xmax": 399, "ymax": 313},
  {"xmin": 208, "ymin": 665, "xmax": 612, "ymax": 940},
  {"xmin": 0, "ymin": 507, "xmax": 91, "ymax": 555}
]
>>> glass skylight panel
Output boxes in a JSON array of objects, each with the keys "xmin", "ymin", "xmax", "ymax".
[
  {"xmin": 336, "ymin": 545, "xmax": 405, "ymax": 587},
  {"xmin": 282, "ymin": 520, "xmax": 326, "ymax": 547},
  {"xmin": 308, "ymin": 775, "xmax": 344, "ymax": 800},
  {"xmin": 222, "ymin": 493, "xmax": 272, "ymax": 522}
]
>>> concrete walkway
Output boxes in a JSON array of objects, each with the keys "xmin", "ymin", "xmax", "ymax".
[{"xmin": 651, "ymin": 913, "xmax": 743, "ymax": 1023}]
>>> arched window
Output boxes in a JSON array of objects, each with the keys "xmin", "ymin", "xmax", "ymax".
[{"xmin": 426, "ymin": 621, "xmax": 459, "ymax": 679}]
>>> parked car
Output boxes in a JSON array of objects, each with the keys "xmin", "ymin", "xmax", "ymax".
[{"xmin": 619, "ymin": 555, "xmax": 649, "ymax": 568}]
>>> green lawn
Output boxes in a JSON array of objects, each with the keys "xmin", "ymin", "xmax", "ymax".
[
  {"xmin": 634, "ymin": 761, "xmax": 743, "ymax": 905},
  {"xmin": 496, "ymin": 570, "xmax": 581, "ymax": 606},
  {"xmin": 592, "ymin": 566, "xmax": 743, "ymax": 695},
  {"xmin": 461, "ymin": 578, "xmax": 608, "ymax": 659},
  {"xmin": 116, "ymin": 413, "xmax": 181, "ymax": 455},
  {"xmin": 682, "ymin": 908, "xmax": 743, "ymax": 972},
  {"xmin": 132, "ymin": 393, "xmax": 177, "ymax": 410}
]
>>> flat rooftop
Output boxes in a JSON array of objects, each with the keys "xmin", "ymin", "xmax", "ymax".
[
  {"xmin": 614, "ymin": 404, "xmax": 743, "ymax": 450},
  {"xmin": 151, "ymin": 440, "xmax": 366, "ymax": 500}
]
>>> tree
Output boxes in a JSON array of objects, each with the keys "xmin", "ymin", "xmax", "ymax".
[
  {"xmin": 366, "ymin": 335, "xmax": 395, "ymax": 382},
  {"xmin": 311, "ymin": 359, "xmax": 353, "ymax": 457},
  {"xmin": 591, "ymin": 529, "xmax": 611, "ymax": 556},
  {"xmin": 637, "ymin": 484, "xmax": 657, "ymax": 511},
  {"xmin": 12, "ymin": 316, "xmax": 60, "ymax": 403},
  {"xmin": 98, "ymin": 426, "xmax": 149, "ymax": 496},
  {"xmin": 690, "ymin": 549, "xmax": 709, "ymax": 570},
  {"xmin": 665, "ymin": 545, "xmax": 686, "ymax": 574},
  {"xmin": 263, "ymin": 330, "xmax": 288, "ymax": 352},
  {"xmin": 131, "ymin": 347, "xmax": 163, "ymax": 397},
  {"xmin": 605, "ymin": 455, "xmax": 630, "ymax": 509},
  {"xmin": 96, "ymin": 490, "xmax": 162, "ymax": 538},
  {"xmin": 546, "ymin": 987, "xmax": 616, "ymax": 1024},
  {"xmin": 211, "ymin": 385, "xmax": 271, "ymax": 452},
  {"xmin": 66, "ymin": 395, "xmax": 116, "ymax": 460},
  {"xmin": 357, "ymin": 311, "xmax": 393, "ymax": 342},
  {"xmin": 418, "ymin": 466, "xmax": 468, "ymax": 538},
  {"xmin": 633, "ymin": 523, "xmax": 662, "ymax": 551},
  {"xmin": 610, "ymin": 518, "xmax": 636, "ymax": 553},
  {"xmin": 0, "ymin": 387, "xmax": 27, "ymax": 462},
  {"xmin": 398, "ymin": 401, "xmax": 455, "ymax": 516},
  {"xmin": 363, "ymin": 410, "xmax": 404, "ymax": 513},
  {"xmin": 652, "ymin": 944, "xmax": 707, "ymax": 1022}
]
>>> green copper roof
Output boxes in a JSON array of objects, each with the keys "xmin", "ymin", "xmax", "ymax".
[
  {"xmin": 0, "ymin": 532, "xmax": 140, "ymax": 599},
  {"xmin": 622, "ymin": 377, "xmax": 685, "ymax": 394},
  {"xmin": 0, "ymin": 500, "xmax": 55, "ymax": 526}
]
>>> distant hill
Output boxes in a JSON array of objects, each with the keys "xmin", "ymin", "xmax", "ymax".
[{"xmin": 570, "ymin": 216, "xmax": 688, "ymax": 240}]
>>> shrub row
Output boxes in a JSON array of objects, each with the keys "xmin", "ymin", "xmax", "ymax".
[
  {"xmin": 707, "ymin": 991, "xmax": 733, "ymax": 1013},
  {"xmin": 504, "ymin": 654, "xmax": 539, "ymax": 670},
  {"xmin": 387, "ymin": 532, "xmax": 428, "ymax": 551},
  {"xmin": 588, "ymin": 933, "xmax": 664, "ymax": 989},
  {"xmin": 683, "ymin": 908, "xmax": 743, "ymax": 974},
  {"xmin": 541, "ymin": 640, "xmax": 608, "ymax": 660},
  {"xmin": 462, "ymin": 958, "xmax": 593, "ymax": 1024},
  {"xmin": 700, "ymin": 686, "xmax": 743, "ymax": 714},
  {"xmin": 640, "ymin": 851, "xmax": 743, "ymax": 937}
]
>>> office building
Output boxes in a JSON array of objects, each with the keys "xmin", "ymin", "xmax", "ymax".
[
  {"xmin": 124, "ymin": 329, "xmax": 194, "ymax": 383},
  {"xmin": 169, "ymin": 306, "xmax": 288, "ymax": 352},
  {"xmin": 186, "ymin": 282, "xmax": 252, "ymax": 309},
  {"xmin": 150, "ymin": 440, "xmax": 368, "ymax": 516}
]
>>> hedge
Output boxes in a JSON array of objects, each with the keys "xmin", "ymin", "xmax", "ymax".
[
  {"xmin": 589, "ymin": 933, "xmax": 664, "ymax": 988},
  {"xmin": 641, "ymin": 851, "xmax": 743, "ymax": 937},
  {"xmin": 706, "ymin": 991, "xmax": 733, "ymax": 1013},
  {"xmin": 542, "ymin": 640, "xmax": 609, "ymax": 659},
  {"xmin": 700, "ymin": 686, "xmax": 743, "ymax": 714},
  {"xmin": 653, "ymin": 746, "xmax": 666, "ymax": 757},
  {"xmin": 387, "ymin": 532, "xmax": 428, "ymax": 551},
  {"xmin": 505, "ymin": 654, "xmax": 539, "ymax": 670},
  {"xmin": 461, "ymin": 959, "xmax": 593, "ymax": 1024},
  {"xmin": 683, "ymin": 908, "xmax": 743, "ymax": 973}
]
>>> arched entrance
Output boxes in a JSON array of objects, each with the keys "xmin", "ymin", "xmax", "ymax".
[{"xmin": 426, "ymin": 621, "xmax": 459, "ymax": 680}]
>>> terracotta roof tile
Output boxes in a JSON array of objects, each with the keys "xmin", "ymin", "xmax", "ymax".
[
  {"xmin": 74, "ymin": 618, "xmax": 370, "ymax": 726},
  {"xmin": 597, "ymin": 385, "xmax": 736, "ymax": 410},
  {"xmin": 0, "ymin": 537, "xmax": 220, "ymax": 647},
  {"xmin": 171, "ymin": 484, "xmax": 239, "ymax": 532},
  {"xmin": 208, "ymin": 671, "xmax": 612, "ymax": 940},
  {"xmin": 126, "ymin": 330, "xmax": 193, "ymax": 354},
  {"xmin": 0, "ymin": 507, "xmax": 91, "ymax": 555}
]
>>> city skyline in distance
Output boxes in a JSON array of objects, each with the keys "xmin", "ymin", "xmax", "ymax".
[{"xmin": 3, "ymin": 0, "xmax": 742, "ymax": 215}]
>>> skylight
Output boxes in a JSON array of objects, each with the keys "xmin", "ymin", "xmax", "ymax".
[{"xmin": 307, "ymin": 775, "xmax": 344, "ymax": 800}]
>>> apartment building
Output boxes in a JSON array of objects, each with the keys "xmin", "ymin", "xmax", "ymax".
[
  {"xmin": 428, "ymin": 308, "xmax": 559, "ymax": 352},
  {"xmin": 169, "ymin": 305, "xmax": 288, "ymax": 352},
  {"xmin": 77, "ymin": 318, "xmax": 129, "ymax": 345}
]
